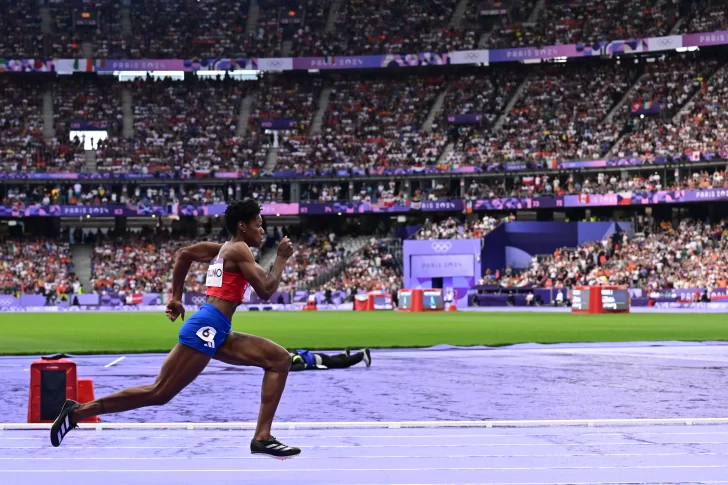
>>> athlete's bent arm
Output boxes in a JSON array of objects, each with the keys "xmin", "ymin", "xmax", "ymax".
[
  {"xmin": 167, "ymin": 242, "xmax": 223, "ymax": 321},
  {"xmin": 237, "ymin": 237, "xmax": 293, "ymax": 301}
]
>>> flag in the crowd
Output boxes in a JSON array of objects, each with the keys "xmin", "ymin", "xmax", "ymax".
[
  {"xmin": 631, "ymin": 98, "xmax": 662, "ymax": 115},
  {"xmin": 688, "ymin": 150, "xmax": 701, "ymax": 161},
  {"xmin": 578, "ymin": 194, "xmax": 590, "ymax": 204},
  {"xmin": 72, "ymin": 58, "xmax": 95, "ymax": 72}
]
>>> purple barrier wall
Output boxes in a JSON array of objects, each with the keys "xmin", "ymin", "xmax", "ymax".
[{"xmin": 403, "ymin": 239, "xmax": 481, "ymax": 308}]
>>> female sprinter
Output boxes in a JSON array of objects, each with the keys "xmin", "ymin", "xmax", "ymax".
[{"xmin": 50, "ymin": 199, "xmax": 301, "ymax": 458}]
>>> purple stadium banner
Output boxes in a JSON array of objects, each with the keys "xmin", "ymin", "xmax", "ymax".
[
  {"xmin": 0, "ymin": 59, "xmax": 55, "ymax": 72},
  {"xmin": 260, "ymin": 119, "xmax": 297, "ymax": 130},
  {"xmin": 3, "ymin": 190, "xmax": 728, "ymax": 218},
  {"xmin": 195, "ymin": 202, "xmax": 299, "ymax": 216},
  {"xmin": 683, "ymin": 31, "xmax": 728, "ymax": 47},
  {"xmin": 480, "ymin": 8, "xmax": 508, "ymax": 15},
  {"xmin": 93, "ymin": 59, "xmax": 185, "ymax": 72},
  {"xmin": 291, "ymin": 52, "xmax": 450, "ymax": 70},
  {"xmin": 411, "ymin": 254, "xmax": 475, "ymax": 278},
  {"xmin": 471, "ymin": 196, "xmax": 563, "ymax": 210},
  {"xmin": 447, "ymin": 114, "xmax": 483, "ymax": 124},
  {"xmin": 6, "ymin": 28, "xmax": 728, "ymax": 75},
  {"xmin": 404, "ymin": 239, "xmax": 482, "ymax": 308},
  {"xmin": 299, "ymin": 201, "xmax": 411, "ymax": 214},
  {"xmin": 70, "ymin": 120, "xmax": 109, "ymax": 130}
]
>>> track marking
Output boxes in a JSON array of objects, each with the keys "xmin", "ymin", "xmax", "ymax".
[
  {"xmin": 104, "ymin": 356, "xmax": 126, "ymax": 368},
  {"xmin": 5, "ymin": 417, "xmax": 728, "ymax": 430},
  {"xmin": 3, "ymin": 465, "xmax": 728, "ymax": 472},
  {"xmin": 1, "ymin": 452, "xmax": 727, "ymax": 460},
  {"xmin": 6, "ymin": 431, "xmax": 728, "ymax": 440},
  {"xmin": 5, "ymin": 441, "xmax": 728, "ymax": 449}
]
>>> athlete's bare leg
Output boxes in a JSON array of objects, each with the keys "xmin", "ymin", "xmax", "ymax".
[
  {"xmin": 214, "ymin": 332, "xmax": 290, "ymax": 440},
  {"xmin": 71, "ymin": 344, "xmax": 211, "ymax": 422}
]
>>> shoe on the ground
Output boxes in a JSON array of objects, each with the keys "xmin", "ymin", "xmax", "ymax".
[
  {"xmin": 50, "ymin": 400, "xmax": 80, "ymax": 447},
  {"xmin": 363, "ymin": 348, "xmax": 371, "ymax": 367},
  {"xmin": 251, "ymin": 436, "xmax": 301, "ymax": 459}
]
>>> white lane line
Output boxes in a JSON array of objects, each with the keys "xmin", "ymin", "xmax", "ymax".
[
  {"xmin": 104, "ymin": 356, "xmax": 126, "ymax": 368},
  {"xmin": 2, "ymin": 465, "xmax": 728, "ymax": 472},
  {"xmin": 0, "ymin": 452, "xmax": 726, "ymax": 460},
  {"xmin": 5, "ymin": 441, "xmax": 728, "ymax": 449},
  {"xmin": 4, "ymin": 417, "xmax": 728, "ymax": 430},
  {"xmin": 6, "ymin": 431, "xmax": 728, "ymax": 440}
]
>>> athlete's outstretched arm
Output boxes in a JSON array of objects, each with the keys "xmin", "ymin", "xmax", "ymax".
[{"xmin": 237, "ymin": 237, "xmax": 293, "ymax": 301}]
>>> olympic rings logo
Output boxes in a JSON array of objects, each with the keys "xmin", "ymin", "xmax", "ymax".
[
  {"xmin": 190, "ymin": 295, "xmax": 206, "ymax": 305},
  {"xmin": 0, "ymin": 298, "xmax": 13, "ymax": 307},
  {"xmin": 431, "ymin": 242, "xmax": 452, "ymax": 253}
]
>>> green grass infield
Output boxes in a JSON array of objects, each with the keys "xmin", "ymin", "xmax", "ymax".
[{"xmin": 0, "ymin": 311, "xmax": 726, "ymax": 355}]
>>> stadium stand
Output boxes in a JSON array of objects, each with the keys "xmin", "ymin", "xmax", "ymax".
[
  {"xmin": 494, "ymin": 219, "xmax": 728, "ymax": 290},
  {"xmin": 415, "ymin": 215, "xmax": 502, "ymax": 239},
  {"xmin": 320, "ymin": 238, "xmax": 401, "ymax": 293},
  {"xmin": 0, "ymin": 237, "xmax": 75, "ymax": 296}
]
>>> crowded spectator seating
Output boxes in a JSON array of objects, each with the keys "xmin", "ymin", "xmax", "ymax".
[
  {"xmin": 610, "ymin": 59, "xmax": 724, "ymax": 160},
  {"xmin": 54, "ymin": 78, "xmax": 124, "ymax": 139},
  {"xmin": 415, "ymin": 215, "xmax": 501, "ymax": 239},
  {"xmin": 0, "ymin": 237, "xmax": 74, "ymax": 296},
  {"xmin": 495, "ymin": 219, "xmax": 728, "ymax": 290},
  {"xmin": 679, "ymin": 3, "xmax": 727, "ymax": 34},
  {"xmin": 319, "ymin": 238, "xmax": 401, "ymax": 293},
  {"xmin": 496, "ymin": 64, "xmax": 636, "ymax": 164},
  {"xmin": 279, "ymin": 231, "xmax": 344, "ymax": 291},
  {"xmin": 0, "ymin": 0, "xmax": 44, "ymax": 57},
  {"xmin": 276, "ymin": 76, "xmax": 446, "ymax": 171},
  {"xmin": 249, "ymin": 77, "xmax": 322, "ymax": 134},
  {"xmin": 90, "ymin": 231, "xmax": 260, "ymax": 295},
  {"xmin": 291, "ymin": 0, "xmax": 477, "ymax": 57},
  {"xmin": 94, "ymin": 77, "xmax": 251, "ymax": 175},
  {"xmin": 4, "ymin": 0, "xmax": 728, "ymax": 59},
  {"xmin": 440, "ymin": 72, "xmax": 523, "ymax": 168},
  {"xmin": 0, "ymin": 79, "xmax": 47, "ymax": 173},
  {"xmin": 487, "ymin": 0, "xmax": 679, "ymax": 49}
]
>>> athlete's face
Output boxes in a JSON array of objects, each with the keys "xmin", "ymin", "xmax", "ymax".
[{"xmin": 241, "ymin": 214, "xmax": 265, "ymax": 248}]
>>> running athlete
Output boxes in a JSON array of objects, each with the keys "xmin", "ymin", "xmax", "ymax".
[{"xmin": 50, "ymin": 199, "xmax": 301, "ymax": 458}]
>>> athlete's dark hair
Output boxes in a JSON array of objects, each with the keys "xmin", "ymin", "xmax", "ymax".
[{"xmin": 224, "ymin": 199, "xmax": 260, "ymax": 235}]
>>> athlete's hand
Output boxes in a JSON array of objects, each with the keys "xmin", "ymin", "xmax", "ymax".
[
  {"xmin": 276, "ymin": 236, "xmax": 294, "ymax": 261},
  {"xmin": 166, "ymin": 299, "xmax": 185, "ymax": 322}
]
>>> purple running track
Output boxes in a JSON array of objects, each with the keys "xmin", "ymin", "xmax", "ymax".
[
  {"xmin": 2, "ymin": 343, "xmax": 728, "ymax": 484},
  {"xmin": 3, "ymin": 425, "xmax": 728, "ymax": 484}
]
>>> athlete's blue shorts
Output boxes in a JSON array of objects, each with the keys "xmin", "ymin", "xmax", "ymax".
[{"xmin": 178, "ymin": 303, "xmax": 231, "ymax": 356}]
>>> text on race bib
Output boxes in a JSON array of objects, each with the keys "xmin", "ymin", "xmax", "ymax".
[{"xmin": 205, "ymin": 258, "xmax": 224, "ymax": 288}]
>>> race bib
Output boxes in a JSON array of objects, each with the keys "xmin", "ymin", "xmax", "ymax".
[{"xmin": 205, "ymin": 258, "xmax": 224, "ymax": 288}]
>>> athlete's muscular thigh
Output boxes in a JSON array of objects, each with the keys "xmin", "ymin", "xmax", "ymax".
[{"xmin": 214, "ymin": 332, "xmax": 288, "ymax": 369}]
